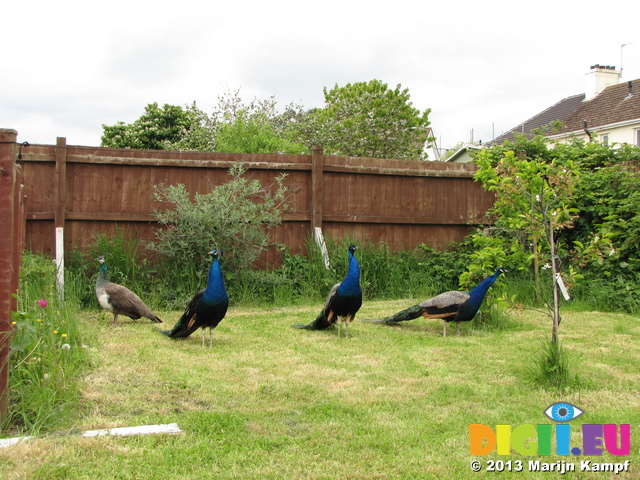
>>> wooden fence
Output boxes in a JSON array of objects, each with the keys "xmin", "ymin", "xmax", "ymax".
[
  {"xmin": 2, "ymin": 131, "xmax": 496, "ymax": 419},
  {"xmin": 18, "ymin": 138, "xmax": 494, "ymax": 266},
  {"xmin": 0, "ymin": 129, "xmax": 27, "ymax": 421}
]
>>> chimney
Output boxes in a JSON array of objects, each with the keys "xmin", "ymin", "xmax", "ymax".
[{"xmin": 585, "ymin": 64, "xmax": 621, "ymax": 100}]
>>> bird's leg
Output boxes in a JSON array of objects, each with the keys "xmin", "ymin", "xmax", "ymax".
[
  {"xmin": 209, "ymin": 327, "xmax": 213, "ymax": 348},
  {"xmin": 337, "ymin": 320, "xmax": 341, "ymax": 338},
  {"xmin": 346, "ymin": 315, "xmax": 354, "ymax": 338},
  {"xmin": 456, "ymin": 322, "xmax": 461, "ymax": 337},
  {"xmin": 345, "ymin": 318, "xmax": 349, "ymax": 339},
  {"xmin": 202, "ymin": 327, "xmax": 205, "ymax": 348},
  {"xmin": 113, "ymin": 313, "xmax": 118, "ymax": 325},
  {"xmin": 443, "ymin": 322, "xmax": 447, "ymax": 337}
]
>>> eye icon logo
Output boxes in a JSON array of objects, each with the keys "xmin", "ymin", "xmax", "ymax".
[{"xmin": 544, "ymin": 402, "xmax": 584, "ymax": 422}]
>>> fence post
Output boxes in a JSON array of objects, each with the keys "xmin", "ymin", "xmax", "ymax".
[
  {"xmin": 310, "ymin": 145, "xmax": 324, "ymax": 231},
  {"xmin": 54, "ymin": 137, "xmax": 67, "ymax": 228},
  {"xmin": 54, "ymin": 137, "xmax": 67, "ymax": 299},
  {"xmin": 12, "ymin": 185, "xmax": 25, "ymax": 313},
  {"xmin": 0, "ymin": 128, "xmax": 19, "ymax": 422}
]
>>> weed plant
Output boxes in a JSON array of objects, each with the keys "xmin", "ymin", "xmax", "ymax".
[
  {"xmin": 3, "ymin": 252, "xmax": 90, "ymax": 436},
  {"xmin": 528, "ymin": 337, "xmax": 582, "ymax": 390}
]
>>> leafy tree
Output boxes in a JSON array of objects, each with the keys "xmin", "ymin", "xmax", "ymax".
[
  {"xmin": 102, "ymin": 90, "xmax": 309, "ymax": 154},
  {"xmin": 564, "ymin": 143, "xmax": 640, "ymax": 277},
  {"xmin": 101, "ymin": 103, "xmax": 197, "ymax": 150},
  {"xmin": 214, "ymin": 113, "xmax": 304, "ymax": 154},
  {"xmin": 195, "ymin": 88, "xmax": 308, "ymax": 154},
  {"xmin": 311, "ymin": 80, "xmax": 432, "ymax": 160},
  {"xmin": 100, "ymin": 83, "xmax": 435, "ymax": 159},
  {"xmin": 471, "ymin": 137, "xmax": 640, "ymax": 386},
  {"xmin": 168, "ymin": 102, "xmax": 217, "ymax": 152}
]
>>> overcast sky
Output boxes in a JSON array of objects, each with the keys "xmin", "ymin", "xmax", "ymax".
[{"xmin": 2, "ymin": 0, "xmax": 639, "ymax": 154}]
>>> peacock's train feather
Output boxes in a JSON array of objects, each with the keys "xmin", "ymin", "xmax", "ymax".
[{"xmin": 369, "ymin": 267, "xmax": 506, "ymax": 336}]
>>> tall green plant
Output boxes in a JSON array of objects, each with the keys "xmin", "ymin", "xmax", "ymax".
[
  {"xmin": 150, "ymin": 165, "xmax": 290, "ymax": 282},
  {"xmin": 101, "ymin": 102, "xmax": 197, "ymax": 150},
  {"xmin": 572, "ymin": 158, "xmax": 640, "ymax": 276},
  {"xmin": 4, "ymin": 252, "xmax": 90, "ymax": 435},
  {"xmin": 473, "ymin": 137, "xmax": 640, "ymax": 315}
]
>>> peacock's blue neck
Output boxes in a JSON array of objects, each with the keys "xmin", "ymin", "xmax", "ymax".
[
  {"xmin": 203, "ymin": 258, "xmax": 228, "ymax": 303},
  {"xmin": 338, "ymin": 251, "xmax": 361, "ymax": 296},
  {"xmin": 467, "ymin": 269, "xmax": 501, "ymax": 306}
]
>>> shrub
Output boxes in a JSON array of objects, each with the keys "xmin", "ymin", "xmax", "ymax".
[{"xmin": 149, "ymin": 165, "xmax": 290, "ymax": 280}]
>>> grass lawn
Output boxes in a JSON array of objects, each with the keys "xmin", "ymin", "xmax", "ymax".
[{"xmin": 1, "ymin": 300, "xmax": 639, "ymax": 479}]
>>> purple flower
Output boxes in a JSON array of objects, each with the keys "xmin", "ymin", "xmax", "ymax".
[{"xmin": 37, "ymin": 299, "xmax": 48, "ymax": 308}]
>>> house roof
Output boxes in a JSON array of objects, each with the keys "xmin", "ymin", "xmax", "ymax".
[
  {"xmin": 490, "ymin": 93, "xmax": 585, "ymax": 145},
  {"xmin": 552, "ymin": 79, "xmax": 640, "ymax": 136},
  {"xmin": 445, "ymin": 144, "xmax": 482, "ymax": 163}
]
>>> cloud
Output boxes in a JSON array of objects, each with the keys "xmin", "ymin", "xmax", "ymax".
[{"xmin": 1, "ymin": 0, "xmax": 639, "ymax": 149}]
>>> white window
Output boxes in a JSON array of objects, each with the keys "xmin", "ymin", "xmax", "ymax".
[
  {"xmin": 636, "ymin": 129, "xmax": 640, "ymax": 147},
  {"xmin": 601, "ymin": 134, "xmax": 609, "ymax": 146}
]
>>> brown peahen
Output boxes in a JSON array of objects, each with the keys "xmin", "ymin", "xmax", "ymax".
[
  {"xmin": 369, "ymin": 267, "xmax": 506, "ymax": 336},
  {"xmin": 160, "ymin": 249, "xmax": 229, "ymax": 347},
  {"xmin": 292, "ymin": 245, "xmax": 362, "ymax": 338},
  {"xmin": 95, "ymin": 256, "xmax": 162, "ymax": 325}
]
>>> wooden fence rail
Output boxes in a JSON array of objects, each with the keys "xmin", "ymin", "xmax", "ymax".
[{"xmin": 17, "ymin": 137, "xmax": 494, "ymax": 267}]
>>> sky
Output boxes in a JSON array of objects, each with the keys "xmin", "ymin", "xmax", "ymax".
[{"xmin": 2, "ymin": 0, "xmax": 639, "ymax": 155}]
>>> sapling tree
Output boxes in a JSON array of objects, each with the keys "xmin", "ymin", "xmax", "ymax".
[{"xmin": 474, "ymin": 149, "xmax": 581, "ymax": 343}]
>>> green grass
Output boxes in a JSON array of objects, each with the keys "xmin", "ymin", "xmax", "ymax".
[{"xmin": 1, "ymin": 301, "xmax": 639, "ymax": 479}]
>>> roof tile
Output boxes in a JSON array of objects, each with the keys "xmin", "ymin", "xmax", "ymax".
[{"xmin": 555, "ymin": 79, "xmax": 640, "ymax": 134}]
